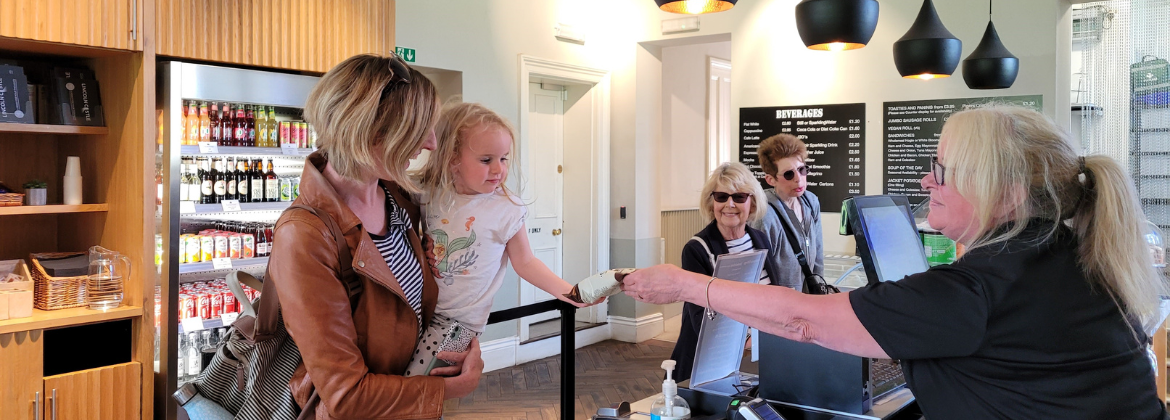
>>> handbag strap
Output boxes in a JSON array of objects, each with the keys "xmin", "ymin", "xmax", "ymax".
[
  {"xmin": 769, "ymin": 201, "xmax": 815, "ymax": 280},
  {"xmin": 255, "ymin": 204, "xmax": 360, "ymax": 338}
]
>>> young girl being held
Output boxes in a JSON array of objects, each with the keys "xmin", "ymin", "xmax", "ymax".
[{"xmin": 408, "ymin": 101, "xmax": 594, "ymax": 375}]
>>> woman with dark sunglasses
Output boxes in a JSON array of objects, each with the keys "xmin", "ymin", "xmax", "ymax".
[
  {"xmin": 666, "ymin": 161, "xmax": 784, "ymax": 382},
  {"xmin": 750, "ymin": 133, "xmax": 823, "ymax": 293}
]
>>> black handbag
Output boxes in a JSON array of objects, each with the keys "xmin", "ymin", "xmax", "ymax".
[{"xmin": 769, "ymin": 201, "xmax": 839, "ymax": 295}]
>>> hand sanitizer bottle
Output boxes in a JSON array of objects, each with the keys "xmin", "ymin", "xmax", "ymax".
[{"xmin": 650, "ymin": 360, "xmax": 690, "ymax": 420}]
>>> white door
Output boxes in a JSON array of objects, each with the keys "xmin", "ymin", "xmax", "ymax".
[{"xmin": 519, "ymin": 82, "xmax": 565, "ymax": 341}]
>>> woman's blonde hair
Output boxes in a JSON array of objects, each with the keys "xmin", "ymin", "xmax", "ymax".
[
  {"xmin": 417, "ymin": 101, "xmax": 521, "ymax": 207},
  {"xmin": 944, "ymin": 105, "xmax": 1168, "ymax": 333},
  {"xmin": 699, "ymin": 162, "xmax": 767, "ymax": 224},
  {"xmin": 304, "ymin": 54, "xmax": 439, "ymax": 193}
]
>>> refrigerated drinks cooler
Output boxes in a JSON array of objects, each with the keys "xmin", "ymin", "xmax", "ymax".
[{"xmin": 155, "ymin": 62, "xmax": 320, "ymax": 419}]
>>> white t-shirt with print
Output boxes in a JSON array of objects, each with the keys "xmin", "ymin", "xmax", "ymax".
[{"xmin": 424, "ymin": 189, "xmax": 527, "ymax": 333}]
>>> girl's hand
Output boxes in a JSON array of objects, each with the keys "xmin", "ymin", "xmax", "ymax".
[
  {"xmin": 432, "ymin": 337, "xmax": 484, "ymax": 399},
  {"xmin": 423, "ymin": 235, "xmax": 441, "ymax": 279}
]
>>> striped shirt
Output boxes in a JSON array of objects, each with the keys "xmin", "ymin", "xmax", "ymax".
[
  {"xmin": 726, "ymin": 233, "xmax": 771, "ymax": 285},
  {"xmin": 369, "ymin": 186, "xmax": 424, "ymax": 331}
]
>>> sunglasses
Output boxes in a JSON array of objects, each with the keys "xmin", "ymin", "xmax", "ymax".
[
  {"xmin": 931, "ymin": 156, "xmax": 946, "ymax": 186},
  {"xmin": 782, "ymin": 165, "xmax": 810, "ymax": 181},
  {"xmin": 711, "ymin": 192, "xmax": 751, "ymax": 204},
  {"xmin": 380, "ymin": 53, "xmax": 413, "ymax": 101}
]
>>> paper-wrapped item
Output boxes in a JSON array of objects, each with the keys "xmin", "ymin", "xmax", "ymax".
[{"xmin": 565, "ymin": 268, "xmax": 637, "ymax": 304}]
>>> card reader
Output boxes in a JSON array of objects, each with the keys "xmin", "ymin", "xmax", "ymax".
[{"xmin": 728, "ymin": 397, "xmax": 786, "ymax": 420}]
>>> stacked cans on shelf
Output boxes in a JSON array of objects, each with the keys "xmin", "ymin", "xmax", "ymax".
[
  {"xmin": 177, "ymin": 278, "xmax": 260, "ymax": 321},
  {"xmin": 179, "ymin": 221, "xmax": 275, "ymax": 264}
]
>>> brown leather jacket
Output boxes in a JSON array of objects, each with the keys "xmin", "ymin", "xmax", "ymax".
[{"xmin": 269, "ymin": 153, "xmax": 444, "ymax": 419}]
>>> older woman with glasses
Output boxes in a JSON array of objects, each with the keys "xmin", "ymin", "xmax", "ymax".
[
  {"xmin": 750, "ymin": 133, "xmax": 822, "ymax": 293},
  {"xmin": 624, "ymin": 106, "xmax": 1169, "ymax": 419},
  {"xmin": 667, "ymin": 161, "xmax": 784, "ymax": 383}
]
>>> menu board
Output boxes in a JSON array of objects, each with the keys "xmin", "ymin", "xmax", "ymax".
[
  {"xmin": 740, "ymin": 103, "xmax": 865, "ymax": 212},
  {"xmin": 883, "ymin": 95, "xmax": 1043, "ymax": 204}
]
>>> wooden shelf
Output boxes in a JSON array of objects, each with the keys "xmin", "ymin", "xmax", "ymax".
[
  {"xmin": 0, "ymin": 123, "xmax": 109, "ymax": 135},
  {"xmin": 0, "ymin": 204, "xmax": 109, "ymax": 216},
  {"xmin": 0, "ymin": 305, "xmax": 142, "ymax": 334}
]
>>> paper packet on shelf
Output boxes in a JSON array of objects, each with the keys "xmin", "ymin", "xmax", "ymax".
[{"xmin": 564, "ymin": 268, "xmax": 637, "ymax": 304}]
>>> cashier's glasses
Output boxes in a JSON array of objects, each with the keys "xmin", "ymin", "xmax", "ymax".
[
  {"xmin": 711, "ymin": 192, "xmax": 752, "ymax": 204},
  {"xmin": 931, "ymin": 156, "xmax": 946, "ymax": 186}
]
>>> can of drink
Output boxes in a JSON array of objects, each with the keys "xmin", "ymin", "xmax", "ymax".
[
  {"xmin": 309, "ymin": 125, "xmax": 318, "ymax": 149},
  {"xmin": 214, "ymin": 234, "xmax": 229, "ymax": 259},
  {"xmin": 185, "ymin": 235, "xmax": 202, "ymax": 263},
  {"xmin": 197, "ymin": 291, "xmax": 212, "ymax": 320},
  {"xmin": 223, "ymin": 289, "xmax": 237, "ymax": 314},
  {"xmin": 280, "ymin": 177, "xmax": 293, "ymax": 201},
  {"xmin": 177, "ymin": 234, "xmax": 189, "ymax": 264},
  {"xmin": 201, "ymin": 235, "xmax": 215, "ymax": 262},
  {"xmin": 292, "ymin": 177, "xmax": 300, "ymax": 199},
  {"xmin": 229, "ymin": 234, "xmax": 242, "ymax": 259},
  {"xmin": 241, "ymin": 233, "xmax": 255, "ymax": 259},
  {"xmin": 280, "ymin": 122, "xmax": 292, "ymax": 146},
  {"xmin": 210, "ymin": 291, "xmax": 224, "ymax": 318},
  {"xmin": 180, "ymin": 293, "xmax": 195, "ymax": 319},
  {"xmin": 296, "ymin": 122, "xmax": 308, "ymax": 148}
]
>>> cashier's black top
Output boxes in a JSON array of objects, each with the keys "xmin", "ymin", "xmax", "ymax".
[{"xmin": 849, "ymin": 220, "xmax": 1167, "ymax": 420}]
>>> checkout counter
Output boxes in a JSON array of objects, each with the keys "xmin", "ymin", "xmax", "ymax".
[{"xmin": 606, "ymin": 196, "xmax": 930, "ymax": 420}]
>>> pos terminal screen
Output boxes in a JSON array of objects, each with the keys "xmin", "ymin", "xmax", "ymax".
[{"xmin": 858, "ymin": 203, "xmax": 929, "ymax": 282}]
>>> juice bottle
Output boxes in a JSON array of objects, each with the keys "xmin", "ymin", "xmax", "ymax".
[{"xmin": 198, "ymin": 102, "xmax": 211, "ymax": 143}]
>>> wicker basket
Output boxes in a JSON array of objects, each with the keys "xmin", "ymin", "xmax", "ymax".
[
  {"xmin": 0, "ymin": 193, "xmax": 23, "ymax": 207},
  {"xmin": 29, "ymin": 252, "xmax": 88, "ymax": 310}
]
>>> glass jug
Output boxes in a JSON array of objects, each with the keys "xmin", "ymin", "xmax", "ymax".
[{"xmin": 89, "ymin": 246, "xmax": 131, "ymax": 310}]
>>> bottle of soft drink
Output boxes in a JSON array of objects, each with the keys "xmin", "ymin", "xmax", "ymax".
[
  {"xmin": 177, "ymin": 334, "xmax": 187, "ymax": 382},
  {"xmin": 186, "ymin": 332, "xmax": 202, "ymax": 378}
]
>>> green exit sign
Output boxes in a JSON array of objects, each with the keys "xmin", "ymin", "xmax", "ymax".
[{"xmin": 395, "ymin": 47, "xmax": 416, "ymax": 62}]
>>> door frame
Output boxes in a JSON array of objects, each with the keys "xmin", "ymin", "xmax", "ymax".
[{"xmin": 517, "ymin": 55, "xmax": 611, "ymax": 325}]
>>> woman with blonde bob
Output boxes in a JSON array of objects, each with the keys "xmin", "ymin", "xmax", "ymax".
[
  {"xmin": 267, "ymin": 54, "xmax": 482, "ymax": 420},
  {"xmin": 668, "ymin": 161, "xmax": 784, "ymax": 383},
  {"xmin": 624, "ymin": 106, "xmax": 1169, "ymax": 419}
]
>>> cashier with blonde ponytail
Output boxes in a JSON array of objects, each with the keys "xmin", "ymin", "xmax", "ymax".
[{"xmin": 622, "ymin": 106, "xmax": 1170, "ymax": 419}]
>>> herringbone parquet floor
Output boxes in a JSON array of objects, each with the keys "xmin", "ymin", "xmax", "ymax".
[{"xmin": 442, "ymin": 339, "xmax": 677, "ymax": 420}]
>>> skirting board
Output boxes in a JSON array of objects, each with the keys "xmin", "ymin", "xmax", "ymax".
[
  {"xmin": 481, "ymin": 324, "xmax": 613, "ymax": 372},
  {"xmin": 608, "ymin": 313, "xmax": 665, "ymax": 343}
]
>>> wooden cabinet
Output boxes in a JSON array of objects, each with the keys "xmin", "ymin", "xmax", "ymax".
[
  {"xmin": 0, "ymin": 0, "xmax": 142, "ymax": 51},
  {"xmin": 0, "ymin": 331, "xmax": 140, "ymax": 420},
  {"xmin": 43, "ymin": 362, "xmax": 142, "ymax": 420},
  {"xmin": 155, "ymin": 0, "xmax": 395, "ymax": 73},
  {"xmin": 0, "ymin": 330, "xmax": 44, "ymax": 420}
]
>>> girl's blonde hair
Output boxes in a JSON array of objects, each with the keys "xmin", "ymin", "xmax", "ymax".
[
  {"xmin": 304, "ymin": 54, "xmax": 439, "ymax": 193},
  {"xmin": 944, "ymin": 105, "xmax": 1168, "ymax": 333},
  {"xmin": 417, "ymin": 101, "xmax": 521, "ymax": 207},
  {"xmin": 699, "ymin": 162, "xmax": 767, "ymax": 224}
]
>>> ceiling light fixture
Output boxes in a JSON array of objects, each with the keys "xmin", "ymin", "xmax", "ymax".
[
  {"xmin": 962, "ymin": 0, "xmax": 1018, "ymax": 89},
  {"xmin": 893, "ymin": 0, "xmax": 962, "ymax": 79},
  {"xmin": 656, "ymin": 0, "xmax": 737, "ymax": 15},
  {"xmin": 794, "ymin": 0, "xmax": 880, "ymax": 51}
]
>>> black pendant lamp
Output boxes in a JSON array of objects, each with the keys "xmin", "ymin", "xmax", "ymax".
[
  {"xmin": 656, "ymin": 0, "xmax": 736, "ymax": 14},
  {"xmin": 795, "ymin": 0, "xmax": 880, "ymax": 51},
  {"xmin": 962, "ymin": 1, "xmax": 1018, "ymax": 89},
  {"xmin": 893, "ymin": 0, "xmax": 962, "ymax": 79}
]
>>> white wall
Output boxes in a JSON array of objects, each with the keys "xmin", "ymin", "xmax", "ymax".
[
  {"xmin": 661, "ymin": 41, "xmax": 732, "ymax": 210},
  {"xmin": 397, "ymin": 0, "xmax": 1072, "ymax": 339}
]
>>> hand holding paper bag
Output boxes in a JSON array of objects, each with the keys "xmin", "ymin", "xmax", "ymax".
[{"xmin": 564, "ymin": 268, "xmax": 637, "ymax": 304}]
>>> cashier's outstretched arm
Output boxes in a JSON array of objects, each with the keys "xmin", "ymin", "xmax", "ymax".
[{"xmin": 621, "ymin": 264, "xmax": 888, "ymax": 359}]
